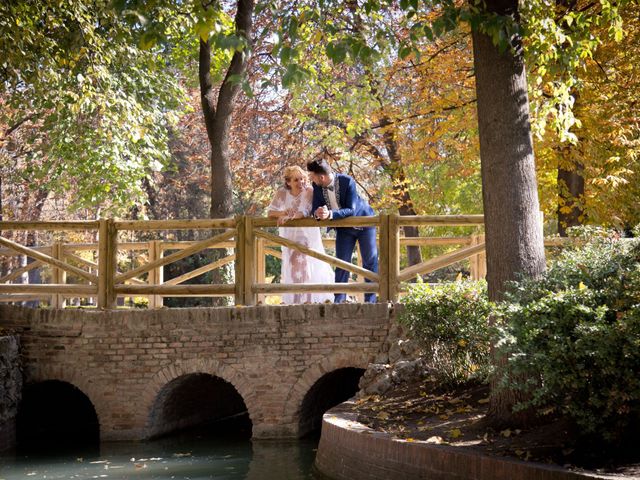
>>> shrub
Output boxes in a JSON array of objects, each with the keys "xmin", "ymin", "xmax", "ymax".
[
  {"xmin": 399, "ymin": 279, "xmax": 493, "ymax": 386},
  {"xmin": 500, "ymin": 229, "xmax": 640, "ymax": 442}
]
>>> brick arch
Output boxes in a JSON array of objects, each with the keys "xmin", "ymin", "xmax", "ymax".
[
  {"xmin": 140, "ymin": 358, "xmax": 258, "ymax": 435},
  {"xmin": 24, "ymin": 365, "xmax": 106, "ymax": 433},
  {"xmin": 282, "ymin": 350, "xmax": 371, "ymax": 429}
]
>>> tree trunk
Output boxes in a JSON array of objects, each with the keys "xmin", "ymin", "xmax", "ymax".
[
  {"xmin": 471, "ymin": 0, "xmax": 546, "ymax": 425},
  {"xmin": 199, "ymin": 0, "xmax": 254, "ymax": 304},
  {"xmin": 344, "ymin": 0, "xmax": 423, "ymax": 268},
  {"xmin": 472, "ymin": 0, "xmax": 546, "ymax": 301},
  {"xmin": 555, "ymin": 1, "xmax": 585, "ymax": 237},
  {"xmin": 557, "ymin": 159, "xmax": 585, "ymax": 236},
  {"xmin": 380, "ymin": 126, "xmax": 423, "ymax": 267},
  {"xmin": 200, "ymin": 0, "xmax": 254, "ymax": 220}
]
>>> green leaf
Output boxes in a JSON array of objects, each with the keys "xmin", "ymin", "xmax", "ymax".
[{"xmin": 325, "ymin": 41, "xmax": 347, "ymax": 63}]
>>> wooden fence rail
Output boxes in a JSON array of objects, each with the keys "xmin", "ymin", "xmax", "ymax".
[{"xmin": 0, "ymin": 215, "xmax": 491, "ymax": 308}]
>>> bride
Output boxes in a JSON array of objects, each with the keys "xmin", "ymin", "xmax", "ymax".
[{"xmin": 267, "ymin": 166, "xmax": 334, "ymax": 304}]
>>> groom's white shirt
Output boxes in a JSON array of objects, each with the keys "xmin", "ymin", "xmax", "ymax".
[
  {"xmin": 327, "ymin": 175, "xmax": 340, "ymax": 210},
  {"xmin": 325, "ymin": 175, "xmax": 339, "ymax": 218}
]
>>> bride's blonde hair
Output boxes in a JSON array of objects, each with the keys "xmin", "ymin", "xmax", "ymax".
[{"xmin": 283, "ymin": 165, "xmax": 308, "ymax": 190}]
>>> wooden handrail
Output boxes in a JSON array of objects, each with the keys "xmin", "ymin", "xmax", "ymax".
[
  {"xmin": 0, "ymin": 214, "xmax": 493, "ymax": 308},
  {"xmin": 0, "ymin": 221, "xmax": 100, "ymax": 231}
]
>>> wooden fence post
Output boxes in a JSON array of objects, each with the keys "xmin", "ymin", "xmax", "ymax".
[
  {"xmin": 234, "ymin": 216, "xmax": 245, "ymax": 305},
  {"xmin": 388, "ymin": 213, "xmax": 400, "ymax": 302},
  {"xmin": 470, "ymin": 234, "xmax": 479, "ymax": 280},
  {"xmin": 51, "ymin": 241, "xmax": 66, "ymax": 308},
  {"xmin": 243, "ymin": 216, "xmax": 256, "ymax": 306},
  {"xmin": 354, "ymin": 243, "xmax": 365, "ymax": 303},
  {"xmin": 377, "ymin": 214, "xmax": 389, "ymax": 302},
  {"xmin": 256, "ymin": 237, "xmax": 265, "ymax": 304},
  {"xmin": 98, "ymin": 219, "xmax": 117, "ymax": 309},
  {"xmin": 478, "ymin": 234, "xmax": 486, "ymax": 280},
  {"xmin": 148, "ymin": 240, "xmax": 164, "ymax": 309},
  {"xmin": 469, "ymin": 233, "xmax": 487, "ymax": 281}
]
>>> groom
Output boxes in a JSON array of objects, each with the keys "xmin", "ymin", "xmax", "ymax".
[{"xmin": 307, "ymin": 157, "xmax": 379, "ymax": 303}]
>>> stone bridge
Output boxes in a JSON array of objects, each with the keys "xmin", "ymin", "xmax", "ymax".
[{"xmin": 0, "ymin": 303, "xmax": 393, "ymax": 444}]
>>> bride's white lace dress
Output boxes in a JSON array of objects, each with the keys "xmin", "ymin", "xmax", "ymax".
[{"xmin": 268, "ymin": 186, "xmax": 334, "ymax": 304}]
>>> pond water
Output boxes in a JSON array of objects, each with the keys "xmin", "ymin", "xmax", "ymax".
[{"xmin": 0, "ymin": 428, "xmax": 321, "ymax": 480}]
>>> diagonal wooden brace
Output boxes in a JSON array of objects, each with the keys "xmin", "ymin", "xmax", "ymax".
[
  {"xmin": 115, "ymin": 229, "xmax": 236, "ymax": 284},
  {"xmin": 254, "ymin": 229, "xmax": 379, "ymax": 282},
  {"xmin": 398, "ymin": 242, "xmax": 486, "ymax": 282},
  {"xmin": 0, "ymin": 236, "xmax": 98, "ymax": 284}
]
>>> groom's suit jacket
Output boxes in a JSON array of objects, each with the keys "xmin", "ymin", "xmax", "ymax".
[{"xmin": 311, "ymin": 173, "xmax": 374, "ymax": 224}]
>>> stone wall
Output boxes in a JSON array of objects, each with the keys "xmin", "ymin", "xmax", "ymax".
[
  {"xmin": 315, "ymin": 408, "xmax": 601, "ymax": 480},
  {"xmin": 0, "ymin": 303, "xmax": 393, "ymax": 441},
  {"xmin": 0, "ymin": 335, "xmax": 22, "ymax": 451}
]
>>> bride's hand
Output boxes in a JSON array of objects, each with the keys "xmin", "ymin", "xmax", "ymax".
[{"xmin": 277, "ymin": 215, "xmax": 290, "ymax": 226}]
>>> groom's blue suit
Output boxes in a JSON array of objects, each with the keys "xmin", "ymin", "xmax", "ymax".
[{"xmin": 311, "ymin": 173, "xmax": 379, "ymax": 303}]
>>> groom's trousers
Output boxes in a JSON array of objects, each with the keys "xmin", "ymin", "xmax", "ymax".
[{"xmin": 334, "ymin": 226, "xmax": 379, "ymax": 303}]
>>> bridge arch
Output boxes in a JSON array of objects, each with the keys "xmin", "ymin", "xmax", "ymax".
[
  {"xmin": 283, "ymin": 351, "xmax": 370, "ymax": 437},
  {"xmin": 142, "ymin": 358, "xmax": 257, "ymax": 438},
  {"xmin": 17, "ymin": 376, "xmax": 100, "ymax": 453},
  {"xmin": 23, "ymin": 365, "xmax": 106, "ymax": 435}
]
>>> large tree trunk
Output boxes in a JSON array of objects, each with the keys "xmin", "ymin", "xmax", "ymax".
[
  {"xmin": 471, "ymin": 0, "xmax": 547, "ymax": 425},
  {"xmin": 199, "ymin": 0, "xmax": 254, "ymax": 304},
  {"xmin": 200, "ymin": 0, "xmax": 254, "ymax": 219},
  {"xmin": 472, "ymin": 1, "xmax": 546, "ymax": 301}
]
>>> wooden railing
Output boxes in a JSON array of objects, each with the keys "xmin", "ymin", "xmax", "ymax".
[{"xmin": 0, "ymin": 215, "xmax": 491, "ymax": 308}]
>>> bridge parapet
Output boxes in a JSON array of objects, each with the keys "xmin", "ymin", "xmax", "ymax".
[
  {"xmin": 0, "ymin": 215, "xmax": 489, "ymax": 307},
  {"xmin": 0, "ymin": 303, "xmax": 394, "ymax": 440}
]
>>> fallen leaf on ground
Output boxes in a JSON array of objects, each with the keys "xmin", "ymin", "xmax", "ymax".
[
  {"xmin": 376, "ymin": 411, "xmax": 390, "ymax": 420},
  {"xmin": 426, "ymin": 436, "xmax": 445, "ymax": 444}
]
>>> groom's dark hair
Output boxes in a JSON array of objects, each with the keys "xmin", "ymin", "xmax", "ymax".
[{"xmin": 306, "ymin": 157, "xmax": 332, "ymax": 175}]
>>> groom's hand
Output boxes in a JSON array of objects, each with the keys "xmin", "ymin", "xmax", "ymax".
[{"xmin": 315, "ymin": 206, "xmax": 330, "ymax": 220}]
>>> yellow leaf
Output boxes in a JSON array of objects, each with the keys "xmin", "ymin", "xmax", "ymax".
[
  {"xmin": 449, "ymin": 428, "xmax": 462, "ymax": 438},
  {"xmin": 477, "ymin": 397, "xmax": 490, "ymax": 404},
  {"xmin": 376, "ymin": 411, "xmax": 390, "ymax": 420},
  {"xmin": 578, "ymin": 281, "xmax": 586, "ymax": 290},
  {"xmin": 500, "ymin": 429, "xmax": 512, "ymax": 438}
]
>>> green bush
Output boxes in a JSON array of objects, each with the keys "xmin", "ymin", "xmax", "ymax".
[
  {"xmin": 500, "ymin": 229, "xmax": 640, "ymax": 442},
  {"xmin": 399, "ymin": 279, "xmax": 493, "ymax": 386}
]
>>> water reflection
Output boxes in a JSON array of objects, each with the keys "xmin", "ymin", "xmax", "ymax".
[{"xmin": 0, "ymin": 436, "xmax": 320, "ymax": 480}]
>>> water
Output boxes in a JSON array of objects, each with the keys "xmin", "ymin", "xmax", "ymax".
[{"xmin": 0, "ymin": 436, "xmax": 321, "ymax": 480}]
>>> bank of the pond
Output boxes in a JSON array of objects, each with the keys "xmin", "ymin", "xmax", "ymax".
[{"xmin": 314, "ymin": 404, "xmax": 621, "ymax": 480}]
